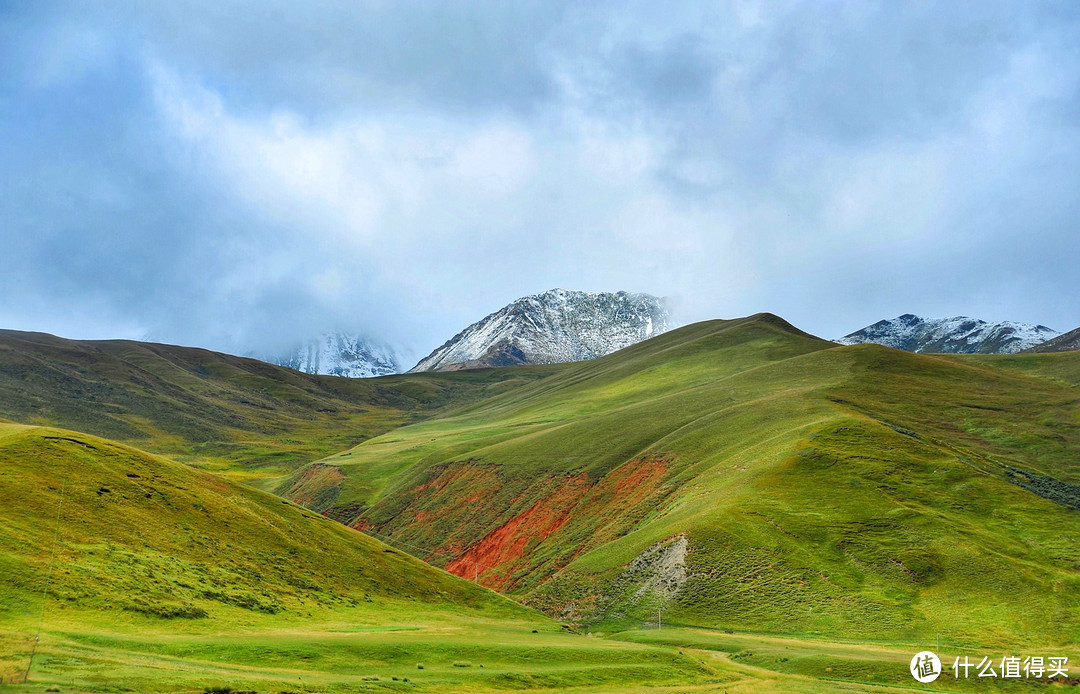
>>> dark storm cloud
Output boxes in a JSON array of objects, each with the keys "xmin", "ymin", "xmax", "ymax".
[{"xmin": 1, "ymin": 1, "xmax": 1078, "ymax": 358}]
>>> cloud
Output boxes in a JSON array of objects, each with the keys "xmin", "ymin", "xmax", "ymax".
[{"xmin": 1, "ymin": 0, "xmax": 1078, "ymax": 359}]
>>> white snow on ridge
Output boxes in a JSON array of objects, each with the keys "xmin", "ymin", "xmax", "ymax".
[
  {"xmin": 837, "ymin": 314, "xmax": 1059, "ymax": 354},
  {"xmin": 411, "ymin": 288, "xmax": 671, "ymax": 372}
]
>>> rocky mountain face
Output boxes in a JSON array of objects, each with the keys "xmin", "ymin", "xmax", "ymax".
[
  {"xmin": 1023, "ymin": 326, "xmax": 1080, "ymax": 353},
  {"xmin": 272, "ymin": 333, "xmax": 399, "ymax": 377},
  {"xmin": 411, "ymin": 289, "xmax": 671, "ymax": 372},
  {"xmin": 836, "ymin": 314, "xmax": 1059, "ymax": 354}
]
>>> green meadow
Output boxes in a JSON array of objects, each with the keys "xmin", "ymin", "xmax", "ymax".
[
  {"xmin": 281, "ymin": 316, "xmax": 1080, "ymax": 647},
  {"xmin": 1, "ymin": 317, "xmax": 1078, "ymax": 691},
  {"xmin": 0, "ymin": 329, "xmax": 541, "ymax": 480},
  {"xmin": 0, "ymin": 422, "xmax": 967, "ymax": 693},
  {"xmin": 0, "ymin": 424, "xmax": 714, "ymax": 692}
]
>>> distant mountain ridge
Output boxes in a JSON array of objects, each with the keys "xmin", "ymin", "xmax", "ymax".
[
  {"xmin": 272, "ymin": 333, "xmax": 399, "ymax": 377},
  {"xmin": 1023, "ymin": 326, "xmax": 1080, "ymax": 353},
  {"xmin": 837, "ymin": 314, "xmax": 1058, "ymax": 354},
  {"xmin": 411, "ymin": 289, "xmax": 671, "ymax": 372}
]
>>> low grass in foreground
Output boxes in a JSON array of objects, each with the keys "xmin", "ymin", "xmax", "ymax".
[
  {"xmin": 0, "ymin": 423, "xmax": 721, "ymax": 692},
  {"xmin": 7, "ymin": 621, "xmax": 1079, "ymax": 692},
  {"xmin": 6, "ymin": 423, "xmax": 1062, "ymax": 692}
]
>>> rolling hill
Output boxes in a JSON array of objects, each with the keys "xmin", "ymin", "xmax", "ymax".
[
  {"xmin": 0, "ymin": 423, "xmax": 718, "ymax": 691},
  {"xmin": 2, "ymin": 316, "xmax": 1078, "ymax": 690},
  {"xmin": 0, "ymin": 329, "xmax": 545, "ymax": 480},
  {"xmin": 278, "ymin": 314, "xmax": 1080, "ymax": 649}
]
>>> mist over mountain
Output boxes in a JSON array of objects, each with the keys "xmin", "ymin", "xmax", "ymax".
[
  {"xmin": 267, "ymin": 333, "xmax": 400, "ymax": 377},
  {"xmin": 250, "ymin": 304, "xmax": 1075, "ymax": 379},
  {"xmin": 3, "ymin": 3, "xmax": 1079, "ymax": 354}
]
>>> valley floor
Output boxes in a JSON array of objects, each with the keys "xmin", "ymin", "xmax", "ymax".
[{"xmin": 3, "ymin": 621, "xmax": 1077, "ymax": 692}]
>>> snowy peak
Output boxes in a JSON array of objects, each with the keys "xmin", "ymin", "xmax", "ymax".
[
  {"xmin": 1023, "ymin": 325, "xmax": 1080, "ymax": 353},
  {"xmin": 837, "ymin": 314, "xmax": 1059, "ymax": 354},
  {"xmin": 411, "ymin": 289, "xmax": 671, "ymax": 372},
  {"xmin": 272, "ymin": 333, "xmax": 399, "ymax": 377}
]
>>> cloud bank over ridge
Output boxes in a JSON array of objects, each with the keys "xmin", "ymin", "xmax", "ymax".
[{"xmin": 1, "ymin": 1, "xmax": 1078, "ymax": 358}]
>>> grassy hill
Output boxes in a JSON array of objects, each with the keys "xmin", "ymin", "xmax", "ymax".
[
  {"xmin": 0, "ymin": 423, "xmax": 728, "ymax": 692},
  {"xmin": 0, "ymin": 330, "xmax": 548, "ymax": 480},
  {"xmin": 278, "ymin": 314, "xmax": 1080, "ymax": 649},
  {"xmin": 2, "ymin": 318, "xmax": 1078, "ymax": 690}
]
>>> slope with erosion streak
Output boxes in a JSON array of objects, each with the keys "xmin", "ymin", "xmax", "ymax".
[
  {"xmin": 275, "ymin": 314, "xmax": 832, "ymax": 524},
  {"xmin": 0, "ymin": 423, "xmax": 533, "ymax": 631},
  {"xmin": 281, "ymin": 315, "xmax": 1080, "ymax": 648},
  {"xmin": 1, "ymin": 423, "xmax": 736, "ymax": 692}
]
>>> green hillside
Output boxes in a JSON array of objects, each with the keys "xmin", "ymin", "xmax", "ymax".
[
  {"xmin": 279, "ymin": 315, "xmax": 1080, "ymax": 649},
  {"xmin": 0, "ymin": 330, "xmax": 546, "ymax": 480},
  {"xmin": 1, "ymin": 318, "xmax": 1077, "ymax": 691},
  {"xmin": 0, "ymin": 423, "xmax": 726, "ymax": 692}
]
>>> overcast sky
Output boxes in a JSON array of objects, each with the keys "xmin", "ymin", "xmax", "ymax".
[{"xmin": 2, "ymin": 1, "xmax": 1078, "ymax": 362}]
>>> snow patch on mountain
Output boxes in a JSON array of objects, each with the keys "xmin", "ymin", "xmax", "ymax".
[
  {"xmin": 272, "ymin": 333, "xmax": 399, "ymax": 377},
  {"xmin": 411, "ymin": 289, "xmax": 671, "ymax": 372},
  {"xmin": 1023, "ymin": 325, "xmax": 1080, "ymax": 353},
  {"xmin": 837, "ymin": 314, "xmax": 1058, "ymax": 354}
]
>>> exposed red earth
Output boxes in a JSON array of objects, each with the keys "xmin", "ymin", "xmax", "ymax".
[{"xmin": 355, "ymin": 457, "xmax": 677, "ymax": 590}]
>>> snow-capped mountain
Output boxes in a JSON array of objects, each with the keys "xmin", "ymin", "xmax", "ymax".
[
  {"xmin": 1024, "ymin": 325, "xmax": 1080, "ymax": 353},
  {"xmin": 837, "ymin": 314, "xmax": 1059, "ymax": 354},
  {"xmin": 272, "ymin": 333, "xmax": 399, "ymax": 377},
  {"xmin": 411, "ymin": 289, "xmax": 671, "ymax": 372}
]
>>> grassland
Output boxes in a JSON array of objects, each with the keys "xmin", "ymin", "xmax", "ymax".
[
  {"xmin": 0, "ymin": 423, "xmax": 730, "ymax": 692},
  {"xmin": 0, "ymin": 330, "xmax": 547, "ymax": 482},
  {"xmin": 278, "ymin": 315, "xmax": 1080, "ymax": 651},
  {"xmin": 0, "ymin": 422, "xmax": 979, "ymax": 693},
  {"xmin": 1, "ymin": 317, "xmax": 1078, "ymax": 691}
]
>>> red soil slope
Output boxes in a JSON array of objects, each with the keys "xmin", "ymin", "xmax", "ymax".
[{"xmin": 425, "ymin": 457, "xmax": 671, "ymax": 590}]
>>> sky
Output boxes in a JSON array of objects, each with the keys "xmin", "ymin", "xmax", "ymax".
[{"xmin": 1, "ymin": 1, "xmax": 1078, "ymax": 364}]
